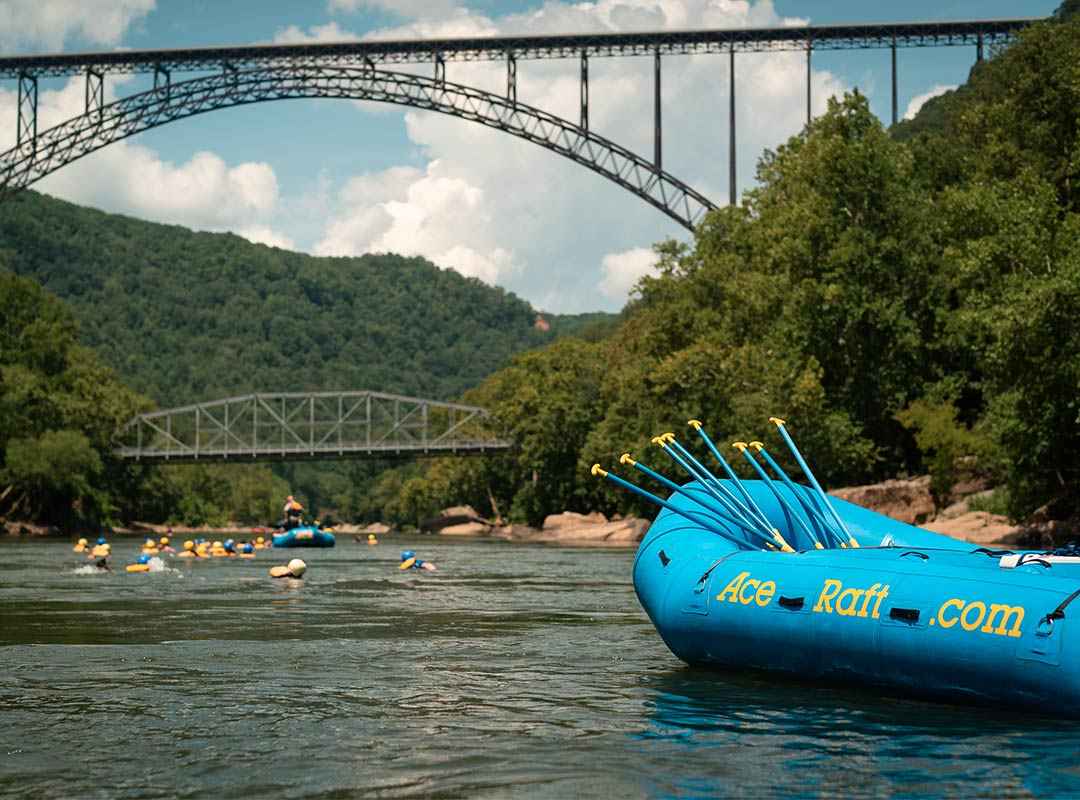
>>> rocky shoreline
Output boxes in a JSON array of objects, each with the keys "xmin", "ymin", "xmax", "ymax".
[{"xmin": 4, "ymin": 476, "xmax": 1068, "ymax": 548}]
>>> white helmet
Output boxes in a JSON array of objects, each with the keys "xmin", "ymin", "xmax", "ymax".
[{"xmin": 287, "ymin": 558, "xmax": 307, "ymax": 577}]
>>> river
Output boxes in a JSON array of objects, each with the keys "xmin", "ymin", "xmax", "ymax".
[{"xmin": 1, "ymin": 536, "xmax": 1078, "ymax": 798}]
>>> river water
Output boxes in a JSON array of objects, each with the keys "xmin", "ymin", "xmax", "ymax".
[{"xmin": 1, "ymin": 536, "xmax": 1078, "ymax": 799}]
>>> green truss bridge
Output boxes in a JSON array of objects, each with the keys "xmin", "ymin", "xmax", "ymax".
[{"xmin": 115, "ymin": 391, "xmax": 510, "ymax": 463}]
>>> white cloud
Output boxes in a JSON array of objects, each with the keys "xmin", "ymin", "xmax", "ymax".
[
  {"xmin": 315, "ymin": 161, "xmax": 519, "ymax": 284},
  {"xmin": 599, "ymin": 247, "xmax": 658, "ymax": 301},
  {"xmin": 272, "ymin": 21, "xmax": 359, "ymax": 45},
  {"xmin": 0, "ymin": 0, "xmax": 154, "ymax": 52},
  {"xmin": 904, "ymin": 84, "xmax": 957, "ymax": 121},
  {"xmin": 329, "ymin": 0, "xmax": 459, "ymax": 18},
  {"xmin": 238, "ymin": 225, "xmax": 296, "ymax": 250},
  {"xmin": 311, "ymin": 0, "xmax": 847, "ymax": 310},
  {"xmin": 0, "ymin": 76, "xmax": 284, "ymax": 237}
]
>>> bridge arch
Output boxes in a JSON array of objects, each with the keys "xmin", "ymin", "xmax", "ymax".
[{"xmin": 1, "ymin": 65, "xmax": 716, "ymax": 230}]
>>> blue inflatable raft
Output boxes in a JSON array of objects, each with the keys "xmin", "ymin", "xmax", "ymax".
[
  {"xmin": 594, "ymin": 420, "xmax": 1080, "ymax": 716},
  {"xmin": 272, "ymin": 526, "xmax": 335, "ymax": 548}
]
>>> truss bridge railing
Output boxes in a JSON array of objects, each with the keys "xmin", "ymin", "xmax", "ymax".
[{"xmin": 115, "ymin": 391, "xmax": 510, "ymax": 463}]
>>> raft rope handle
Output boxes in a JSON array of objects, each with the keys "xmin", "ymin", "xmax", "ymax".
[
  {"xmin": 1018, "ymin": 554, "xmax": 1053, "ymax": 569},
  {"xmin": 694, "ymin": 550, "xmax": 742, "ymax": 587},
  {"xmin": 1044, "ymin": 587, "xmax": 1080, "ymax": 624},
  {"xmin": 971, "ymin": 547, "xmax": 1016, "ymax": 558}
]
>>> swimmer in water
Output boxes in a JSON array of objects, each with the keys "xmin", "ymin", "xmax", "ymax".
[
  {"xmin": 269, "ymin": 558, "xmax": 306, "ymax": 579},
  {"xmin": 238, "ymin": 543, "xmax": 256, "ymax": 559},
  {"xmin": 73, "ymin": 537, "xmax": 88, "ymax": 553},
  {"xmin": 158, "ymin": 536, "xmax": 176, "ymax": 554},
  {"xmin": 399, "ymin": 550, "xmax": 437, "ymax": 572}
]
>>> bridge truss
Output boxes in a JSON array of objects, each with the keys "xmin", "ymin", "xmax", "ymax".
[
  {"xmin": 115, "ymin": 391, "xmax": 510, "ymax": 463},
  {"xmin": 0, "ymin": 18, "xmax": 1035, "ymax": 219}
]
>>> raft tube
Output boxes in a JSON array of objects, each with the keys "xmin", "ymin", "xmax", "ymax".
[
  {"xmin": 634, "ymin": 479, "xmax": 1080, "ymax": 716},
  {"xmin": 272, "ymin": 526, "xmax": 336, "ymax": 548}
]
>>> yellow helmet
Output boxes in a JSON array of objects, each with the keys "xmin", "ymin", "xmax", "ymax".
[
  {"xmin": 213, "ymin": 540, "xmax": 222, "ymax": 548},
  {"xmin": 183, "ymin": 540, "xmax": 194, "ymax": 551},
  {"xmin": 256, "ymin": 536, "xmax": 264, "ymax": 544},
  {"xmin": 145, "ymin": 538, "xmax": 155, "ymax": 546},
  {"xmin": 160, "ymin": 536, "xmax": 169, "ymax": 545},
  {"xmin": 77, "ymin": 538, "xmax": 88, "ymax": 546}
]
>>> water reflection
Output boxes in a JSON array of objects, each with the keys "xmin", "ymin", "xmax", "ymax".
[{"xmin": 641, "ymin": 667, "xmax": 1080, "ymax": 798}]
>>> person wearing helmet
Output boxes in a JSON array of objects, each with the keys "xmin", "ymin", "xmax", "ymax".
[
  {"xmin": 127, "ymin": 553, "xmax": 152, "ymax": 573},
  {"xmin": 269, "ymin": 558, "xmax": 307, "ymax": 579},
  {"xmin": 399, "ymin": 550, "xmax": 437, "ymax": 572},
  {"xmin": 238, "ymin": 542, "xmax": 256, "ymax": 559},
  {"xmin": 159, "ymin": 536, "xmax": 176, "ymax": 554},
  {"xmin": 177, "ymin": 540, "xmax": 198, "ymax": 559},
  {"xmin": 282, "ymin": 495, "xmax": 304, "ymax": 530},
  {"xmin": 73, "ymin": 537, "xmax": 89, "ymax": 553},
  {"xmin": 89, "ymin": 538, "xmax": 111, "ymax": 559}
]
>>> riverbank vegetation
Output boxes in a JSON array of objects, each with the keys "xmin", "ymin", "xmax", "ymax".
[
  {"xmin": 378, "ymin": 12, "xmax": 1080, "ymax": 530},
  {"xmin": 2, "ymin": 11, "xmax": 1078, "ymax": 532}
]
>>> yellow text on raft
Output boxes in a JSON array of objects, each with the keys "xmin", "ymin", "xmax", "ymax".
[
  {"xmin": 932, "ymin": 598, "xmax": 1024, "ymax": 638},
  {"xmin": 715, "ymin": 571, "xmax": 777, "ymax": 607}
]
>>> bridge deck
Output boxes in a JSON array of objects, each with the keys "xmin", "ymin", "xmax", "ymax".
[{"xmin": 0, "ymin": 19, "xmax": 1037, "ymax": 78}]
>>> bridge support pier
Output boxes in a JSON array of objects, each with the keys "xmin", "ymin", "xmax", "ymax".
[
  {"xmin": 506, "ymin": 53, "xmax": 516, "ymax": 102},
  {"xmin": 580, "ymin": 53, "xmax": 588, "ymax": 130},
  {"xmin": 728, "ymin": 46, "xmax": 736, "ymax": 207},
  {"xmin": 891, "ymin": 37, "xmax": 898, "ymax": 126},
  {"xmin": 654, "ymin": 50, "xmax": 662, "ymax": 170},
  {"xmin": 806, "ymin": 40, "xmax": 812, "ymax": 127}
]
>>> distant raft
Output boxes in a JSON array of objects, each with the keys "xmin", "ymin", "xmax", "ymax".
[
  {"xmin": 272, "ymin": 526, "xmax": 336, "ymax": 548},
  {"xmin": 596, "ymin": 418, "xmax": 1080, "ymax": 717}
]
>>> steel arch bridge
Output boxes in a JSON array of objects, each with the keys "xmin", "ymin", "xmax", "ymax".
[
  {"xmin": 115, "ymin": 391, "xmax": 511, "ymax": 464},
  {"xmin": 1, "ymin": 65, "xmax": 715, "ymax": 230},
  {"xmin": 0, "ymin": 18, "xmax": 1034, "ymax": 228}
]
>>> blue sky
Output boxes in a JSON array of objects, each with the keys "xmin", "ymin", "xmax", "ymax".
[{"xmin": 0, "ymin": 0, "xmax": 1059, "ymax": 312}]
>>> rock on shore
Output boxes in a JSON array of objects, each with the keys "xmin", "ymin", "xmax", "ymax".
[{"xmin": 831, "ymin": 476, "xmax": 1021, "ymax": 545}]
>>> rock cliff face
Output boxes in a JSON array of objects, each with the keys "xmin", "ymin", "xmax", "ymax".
[
  {"xmin": 831, "ymin": 477, "xmax": 1020, "ymax": 545},
  {"xmin": 829, "ymin": 476, "xmax": 936, "ymax": 525}
]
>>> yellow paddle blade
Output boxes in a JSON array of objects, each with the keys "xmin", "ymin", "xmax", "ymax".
[
  {"xmin": 269, "ymin": 565, "xmax": 291, "ymax": 578},
  {"xmin": 399, "ymin": 557, "xmax": 416, "ymax": 570}
]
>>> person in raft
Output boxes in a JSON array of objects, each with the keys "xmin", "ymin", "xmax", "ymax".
[
  {"xmin": 399, "ymin": 550, "xmax": 437, "ymax": 572},
  {"xmin": 282, "ymin": 496, "xmax": 304, "ymax": 530},
  {"xmin": 270, "ymin": 558, "xmax": 307, "ymax": 579}
]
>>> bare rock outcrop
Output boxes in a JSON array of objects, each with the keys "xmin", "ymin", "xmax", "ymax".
[
  {"xmin": 922, "ymin": 511, "xmax": 1021, "ymax": 545},
  {"xmin": 830, "ymin": 476, "xmax": 935, "ymax": 525},
  {"xmin": 440, "ymin": 522, "xmax": 492, "ymax": 536}
]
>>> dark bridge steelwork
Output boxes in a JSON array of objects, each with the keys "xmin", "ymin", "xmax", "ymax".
[
  {"xmin": 0, "ymin": 66, "xmax": 714, "ymax": 230},
  {"xmin": 1, "ymin": 18, "xmax": 1036, "ymax": 214},
  {"xmin": 116, "ymin": 391, "xmax": 510, "ymax": 463}
]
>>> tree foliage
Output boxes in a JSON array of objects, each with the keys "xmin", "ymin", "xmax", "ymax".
[{"xmin": 382, "ymin": 17, "xmax": 1080, "ymax": 524}]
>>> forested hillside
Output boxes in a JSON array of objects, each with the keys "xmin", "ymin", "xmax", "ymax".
[
  {"xmin": 0, "ymin": 191, "xmax": 613, "ymax": 527},
  {"xmin": 0, "ymin": 191, "xmax": 607, "ymax": 406},
  {"xmin": 380, "ymin": 11, "xmax": 1080, "ymax": 532}
]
